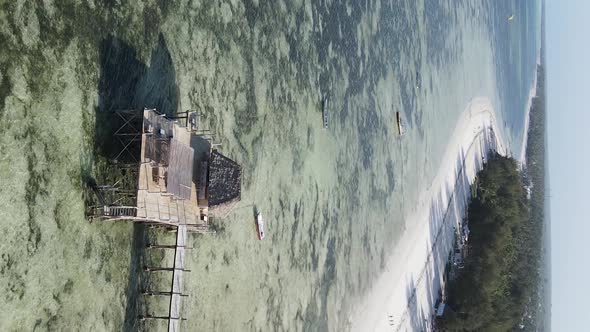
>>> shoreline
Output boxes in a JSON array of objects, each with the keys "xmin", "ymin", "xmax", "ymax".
[
  {"xmin": 349, "ymin": 98, "xmax": 507, "ymax": 331},
  {"xmin": 519, "ymin": 71, "xmax": 540, "ymax": 165}
]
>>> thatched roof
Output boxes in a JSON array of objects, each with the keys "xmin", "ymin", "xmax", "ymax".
[{"xmin": 208, "ymin": 150, "xmax": 241, "ymax": 207}]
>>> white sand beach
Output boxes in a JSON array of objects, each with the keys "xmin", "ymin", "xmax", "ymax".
[{"xmin": 349, "ymin": 98, "xmax": 507, "ymax": 332}]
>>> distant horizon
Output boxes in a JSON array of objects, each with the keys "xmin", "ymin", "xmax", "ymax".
[{"xmin": 547, "ymin": 0, "xmax": 590, "ymax": 331}]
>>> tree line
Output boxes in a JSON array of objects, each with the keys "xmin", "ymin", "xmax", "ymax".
[{"xmin": 439, "ymin": 63, "xmax": 546, "ymax": 331}]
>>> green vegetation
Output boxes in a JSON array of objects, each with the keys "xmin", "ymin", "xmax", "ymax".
[
  {"xmin": 439, "ymin": 63, "xmax": 546, "ymax": 331},
  {"xmin": 523, "ymin": 61, "xmax": 548, "ymax": 332},
  {"xmin": 440, "ymin": 154, "xmax": 530, "ymax": 331}
]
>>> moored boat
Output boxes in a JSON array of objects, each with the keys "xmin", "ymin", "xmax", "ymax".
[
  {"xmin": 322, "ymin": 96, "xmax": 329, "ymax": 129},
  {"xmin": 396, "ymin": 111, "xmax": 404, "ymax": 136},
  {"xmin": 255, "ymin": 212, "xmax": 265, "ymax": 240}
]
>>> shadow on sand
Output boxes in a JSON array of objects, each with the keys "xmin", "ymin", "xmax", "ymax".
[{"xmin": 95, "ymin": 33, "xmax": 179, "ymax": 330}]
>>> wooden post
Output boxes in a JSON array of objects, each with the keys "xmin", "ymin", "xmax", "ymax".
[
  {"xmin": 142, "ymin": 290, "xmax": 189, "ymax": 297},
  {"xmin": 138, "ymin": 315, "xmax": 187, "ymax": 321},
  {"xmin": 139, "ymin": 315, "xmax": 187, "ymax": 321},
  {"xmin": 143, "ymin": 266, "xmax": 191, "ymax": 272},
  {"xmin": 146, "ymin": 244, "xmax": 193, "ymax": 249}
]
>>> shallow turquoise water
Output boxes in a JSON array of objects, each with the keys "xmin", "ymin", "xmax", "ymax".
[{"xmin": 0, "ymin": 1, "xmax": 539, "ymax": 331}]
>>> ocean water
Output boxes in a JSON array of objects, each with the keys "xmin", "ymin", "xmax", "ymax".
[
  {"xmin": 486, "ymin": 0, "xmax": 542, "ymax": 154},
  {"xmin": 0, "ymin": 1, "xmax": 540, "ymax": 331}
]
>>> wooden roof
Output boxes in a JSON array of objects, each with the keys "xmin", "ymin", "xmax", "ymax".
[
  {"xmin": 136, "ymin": 109, "xmax": 202, "ymax": 225},
  {"xmin": 166, "ymin": 138, "xmax": 195, "ymax": 200},
  {"xmin": 144, "ymin": 135, "xmax": 170, "ymax": 165}
]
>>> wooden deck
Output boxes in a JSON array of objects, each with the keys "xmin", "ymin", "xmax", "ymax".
[
  {"xmin": 92, "ymin": 109, "xmax": 232, "ymax": 331},
  {"xmin": 168, "ymin": 224, "xmax": 187, "ymax": 332},
  {"xmin": 136, "ymin": 109, "xmax": 208, "ymax": 227},
  {"xmin": 136, "ymin": 109, "xmax": 208, "ymax": 331}
]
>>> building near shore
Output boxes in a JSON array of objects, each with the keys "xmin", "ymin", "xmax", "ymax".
[
  {"xmin": 88, "ymin": 108, "xmax": 242, "ymax": 331},
  {"xmin": 89, "ymin": 108, "xmax": 242, "ymax": 228}
]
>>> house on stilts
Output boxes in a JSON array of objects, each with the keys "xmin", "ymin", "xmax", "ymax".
[{"xmin": 88, "ymin": 108, "xmax": 241, "ymax": 332}]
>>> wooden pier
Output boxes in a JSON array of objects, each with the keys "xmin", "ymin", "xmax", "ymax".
[
  {"xmin": 169, "ymin": 224, "xmax": 187, "ymax": 332},
  {"xmin": 89, "ymin": 108, "xmax": 242, "ymax": 331}
]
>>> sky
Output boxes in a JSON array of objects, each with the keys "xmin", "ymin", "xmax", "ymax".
[{"xmin": 547, "ymin": 0, "xmax": 590, "ymax": 331}]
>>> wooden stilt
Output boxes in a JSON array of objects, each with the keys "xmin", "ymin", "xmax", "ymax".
[
  {"xmin": 142, "ymin": 290, "xmax": 189, "ymax": 297},
  {"xmin": 139, "ymin": 315, "xmax": 186, "ymax": 321},
  {"xmin": 143, "ymin": 266, "xmax": 191, "ymax": 272},
  {"xmin": 146, "ymin": 244, "xmax": 193, "ymax": 249}
]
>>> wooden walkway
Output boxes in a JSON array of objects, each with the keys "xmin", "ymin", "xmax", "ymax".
[
  {"xmin": 92, "ymin": 109, "xmax": 219, "ymax": 331},
  {"xmin": 168, "ymin": 224, "xmax": 188, "ymax": 332}
]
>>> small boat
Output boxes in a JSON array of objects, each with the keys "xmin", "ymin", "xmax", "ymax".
[
  {"xmin": 396, "ymin": 111, "xmax": 404, "ymax": 136},
  {"xmin": 507, "ymin": 14, "xmax": 514, "ymax": 21},
  {"xmin": 255, "ymin": 212, "xmax": 265, "ymax": 240},
  {"xmin": 322, "ymin": 96, "xmax": 329, "ymax": 129}
]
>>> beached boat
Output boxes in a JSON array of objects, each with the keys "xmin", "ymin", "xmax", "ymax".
[
  {"xmin": 322, "ymin": 96, "xmax": 329, "ymax": 129},
  {"xmin": 396, "ymin": 111, "xmax": 404, "ymax": 136},
  {"xmin": 255, "ymin": 212, "xmax": 265, "ymax": 240}
]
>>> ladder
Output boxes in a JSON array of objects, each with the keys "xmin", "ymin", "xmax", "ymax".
[{"xmin": 104, "ymin": 206, "xmax": 137, "ymax": 217}]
